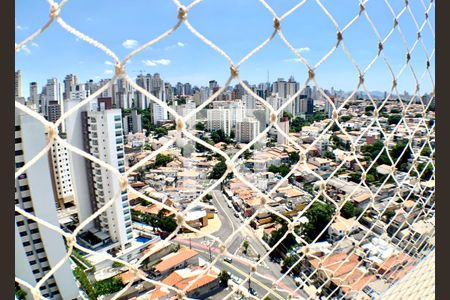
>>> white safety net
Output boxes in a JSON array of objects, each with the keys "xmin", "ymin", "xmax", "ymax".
[{"xmin": 15, "ymin": 0, "xmax": 435, "ymax": 299}]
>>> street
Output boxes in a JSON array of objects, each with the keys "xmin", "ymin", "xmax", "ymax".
[{"xmin": 175, "ymin": 189, "xmax": 308, "ymax": 299}]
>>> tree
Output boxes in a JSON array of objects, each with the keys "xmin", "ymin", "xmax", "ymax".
[
  {"xmin": 365, "ymin": 105, "xmax": 375, "ymax": 112},
  {"xmin": 420, "ymin": 145, "xmax": 432, "ymax": 157},
  {"xmin": 388, "ymin": 114, "xmax": 402, "ymax": 125},
  {"xmin": 153, "ymin": 154, "xmax": 173, "ymax": 168},
  {"xmin": 303, "ymin": 202, "xmax": 335, "ymax": 242},
  {"xmin": 154, "ymin": 127, "xmax": 169, "ymax": 136},
  {"xmin": 283, "ymin": 111, "xmax": 293, "ymax": 120},
  {"xmin": 243, "ymin": 240, "xmax": 249, "ymax": 255},
  {"xmin": 93, "ymin": 277, "xmax": 124, "ymax": 296},
  {"xmin": 15, "ymin": 284, "xmax": 27, "ymax": 300},
  {"xmin": 268, "ymin": 164, "xmax": 291, "ymax": 177},
  {"xmin": 289, "ymin": 152, "xmax": 300, "ymax": 164},
  {"xmin": 243, "ymin": 150, "xmax": 253, "ymax": 159},
  {"xmin": 218, "ymin": 270, "xmax": 231, "ymax": 286},
  {"xmin": 339, "ymin": 115, "xmax": 352, "ymax": 123},
  {"xmin": 195, "ymin": 122, "xmax": 205, "ymax": 131},
  {"xmin": 209, "ymin": 161, "xmax": 228, "ymax": 179},
  {"xmin": 281, "ymin": 255, "xmax": 297, "ymax": 273},
  {"xmin": 143, "ymin": 143, "xmax": 152, "ymax": 150},
  {"xmin": 340, "ymin": 202, "xmax": 363, "ymax": 219},
  {"xmin": 211, "ymin": 129, "xmax": 230, "ymax": 144}
]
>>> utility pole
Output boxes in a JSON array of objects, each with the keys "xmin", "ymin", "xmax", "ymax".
[
  {"xmin": 189, "ymin": 237, "xmax": 192, "ymax": 249},
  {"xmin": 209, "ymin": 246, "xmax": 212, "ymax": 262}
]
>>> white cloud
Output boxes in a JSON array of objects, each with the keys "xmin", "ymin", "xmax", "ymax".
[
  {"xmin": 295, "ymin": 47, "xmax": 311, "ymax": 53},
  {"xmin": 31, "ymin": 42, "xmax": 39, "ymax": 47},
  {"xmin": 104, "ymin": 70, "xmax": 114, "ymax": 75},
  {"xmin": 154, "ymin": 58, "xmax": 171, "ymax": 65},
  {"xmin": 165, "ymin": 42, "xmax": 186, "ymax": 50},
  {"xmin": 142, "ymin": 58, "xmax": 171, "ymax": 67},
  {"xmin": 122, "ymin": 39, "xmax": 139, "ymax": 49},
  {"xmin": 16, "ymin": 25, "xmax": 28, "ymax": 31},
  {"xmin": 283, "ymin": 58, "xmax": 302, "ymax": 63},
  {"xmin": 105, "ymin": 61, "xmax": 114, "ymax": 66}
]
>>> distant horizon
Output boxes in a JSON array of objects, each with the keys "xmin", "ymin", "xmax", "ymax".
[{"xmin": 15, "ymin": 68, "xmax": 425, "ymax": 100}]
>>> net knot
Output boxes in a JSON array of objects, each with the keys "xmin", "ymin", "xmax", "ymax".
[
  {"xmin": 260, "ymin": 196, "xmax": 267, "ymax": 205},
  {"xmin": 176, "ymin": 212, "xmax": 185, "ymax": 226},
  {"xmin": 359, "ymin": 75, "xmax": 364, "ymax": 85},
  {"xmin": 332, "ymin": 109, "xmax": 338, "ymax": 120},
  {"xmin": 394, "ymin": 18, "xmax": 399, "ymax": 28},
  {"xmin": 225, "ymin": 160, "xmax": 235, "ymax": 173},
  {"xmin": 219, "ymin": 243, "xmax": 226, "ymax": 253},
  {"xmin": 373, "ymin": 110, "xmax": 379, "ymax": 118},
  {"xmin": 66, "ymin": 235, "xmax": 76, "ymax": 248},
  {"xmin": 115, "ymin": 63, "xmax": 125, "ymax": 76},
  {"xmin": 176, "ymin": 117, "xmax": 185, "ymax": 132},
  {"xmin": 178, "ymin": 6, "xmax": 187, "ymax": 21},
  {"xmin": 273, "ymin": 18, "xmax": 281, "ymax": 30},
  {"xmin": 270, "ymin": 111, "xmax": 278, "ymax": 125},
  {"xmin": 378, "ymin": 42, "xmax": 383, "ymax": 52},
  {"xmin": 361, "ymin": 172, "xmax": 367, "ymax": 181},
  {"xmin": 176, "ymin": 291, "xmax": 186, "ymax": 300},
  {"xmin": 49, "ymin": 3, "xmax": 60, "ymax": 19},
  {"xmin": 230, "ymin": 66, "xmax": 239, "ymax": 78},
  {"xmin": 337, "ymin": 31, "xmax": 343, "ymax": 43},
  {"xmin": 119, "ymin": 176, "xmax": 128, "ymax": 191},
  {"xmin": 308, "ymin": 69, "xmax": 315, "ymax": 80},
  {"xmin": 46, "ymin": 124, "xmax": 58, "ymax": 141}
]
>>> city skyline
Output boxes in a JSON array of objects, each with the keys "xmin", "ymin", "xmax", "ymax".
[{"xmin": 15, "ymin": 0, "xmax": 434, "ymax": 98}]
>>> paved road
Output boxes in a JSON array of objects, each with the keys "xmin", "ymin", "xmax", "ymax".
[{"xmin": 176, "ymin": 189, "xmax": 308, "ymax": 299}]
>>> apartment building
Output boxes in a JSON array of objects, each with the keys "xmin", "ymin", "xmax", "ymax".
[{"xmin": 15, "ymin": 112, "xmax": 79, "ymax": 300}]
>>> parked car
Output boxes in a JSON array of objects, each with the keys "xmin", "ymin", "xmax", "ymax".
[
  {"xmin": 248, "ymin": 287, "xmax": 257, "ymax": 296},
  {"xmin": 224, "ymin": 257, "xmax": 233, "ymax": 263}
]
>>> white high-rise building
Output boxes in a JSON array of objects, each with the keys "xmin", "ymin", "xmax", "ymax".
[
  {"xmin": 63, "ymin": 74, "xmax": 78, "ymax": 100},
  {"xmin": 242, "ymin": 94, "xmax": 256, "ymax": 110},
  {"xmin": 15, "ymin": 111, "xmax": 79, "ymax": 300},
  {"xmin": 29, "ymin": 82, "xmax": 38, "ymax": 106},
  {"xmin": 123, "ymin": 110, "xmax": 143, "ymax": 134},
  {"xmin": 277, "ymin": 117, "xmax": 290, "ymax": 145},
  {"xmin": 15, "ymin": 70, "xmax": 22, "ymax": 98},
  {"xmin": 173, "ymin": 101, "xmax": 197, "ymax": 129},
  {"xmin": 207, "ymin": 108, "xmax": 232, "ymax": 135},
  {"xmin": 50, "ymin": 140, "xmax": 75, "ymax": 209},
  {"xmin": 46, "ymin": 78, "xmax": 59, "ymax": 103},
  {"xmin": 66, "ymin": 97, "xmax": 133, "ymax": 251},
  {"xmin": 70, "ymin": 84, "xmax": 90, "ymax": 102},
  {"xmin": 272, "ymin": 78, "xmax": 287, "ymax": 99},
  {"xmin": 115, "ymin": 78, "xmax": 134, "ymax": 109},
  {"xmin": 230, "ymin": 102, "xmax": 245, "ymax": 128},
  {"xmin": 85, "ymin": 108, "xmax": 133, "ymax": 249},
  {"xmin": 325, "ymin": 96, "xmax": 337, "ymax": 118},
  {"xmin": 236, "ymin": 118, "xmax": 260, "ymax": 143}
]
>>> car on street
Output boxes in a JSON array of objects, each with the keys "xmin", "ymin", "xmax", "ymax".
[
  {"xmin": 224, "ymin": 257, "xmax": 233, "ymax": 263},
  {"xmin": 248, "ymin": 287, "xmax": 257, "ymax": 296},
  {"xmin": 234, "ymin": 212, "xmax": 240, "ymax": 218}
]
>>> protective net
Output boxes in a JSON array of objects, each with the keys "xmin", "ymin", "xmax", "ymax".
[{"xmin": 15, "ymin": 0, "xmax": 435, "ymax": 299}]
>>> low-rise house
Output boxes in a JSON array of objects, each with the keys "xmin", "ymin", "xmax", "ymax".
[
  {"xmin": 145, "ymin": 267, "xmax": 220, "ymax": 299},
  {"xmin": 153, "ymin": 248, "xmax": 199, "ymax": 278},
  {"xmin": 328, "ymin": 216, "xmax": 360, "ymax": 242}
]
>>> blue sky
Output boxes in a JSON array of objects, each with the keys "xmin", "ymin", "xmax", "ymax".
[{"xmin": 16, "ymin": 0, "xmax": 434, "ymax": 98}]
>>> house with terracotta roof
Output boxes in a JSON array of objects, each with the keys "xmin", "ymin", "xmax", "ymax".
[
  {"xmin": 153, "ymin": 248, "xmax": 199, "ymax": 278},
  {"xmin": 144, "ymin": 267, "xmax": 220, "ymax": 299},
  {"xmin": 306, "ymin": 252, "xmax": 376, "ymax": 298}
]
